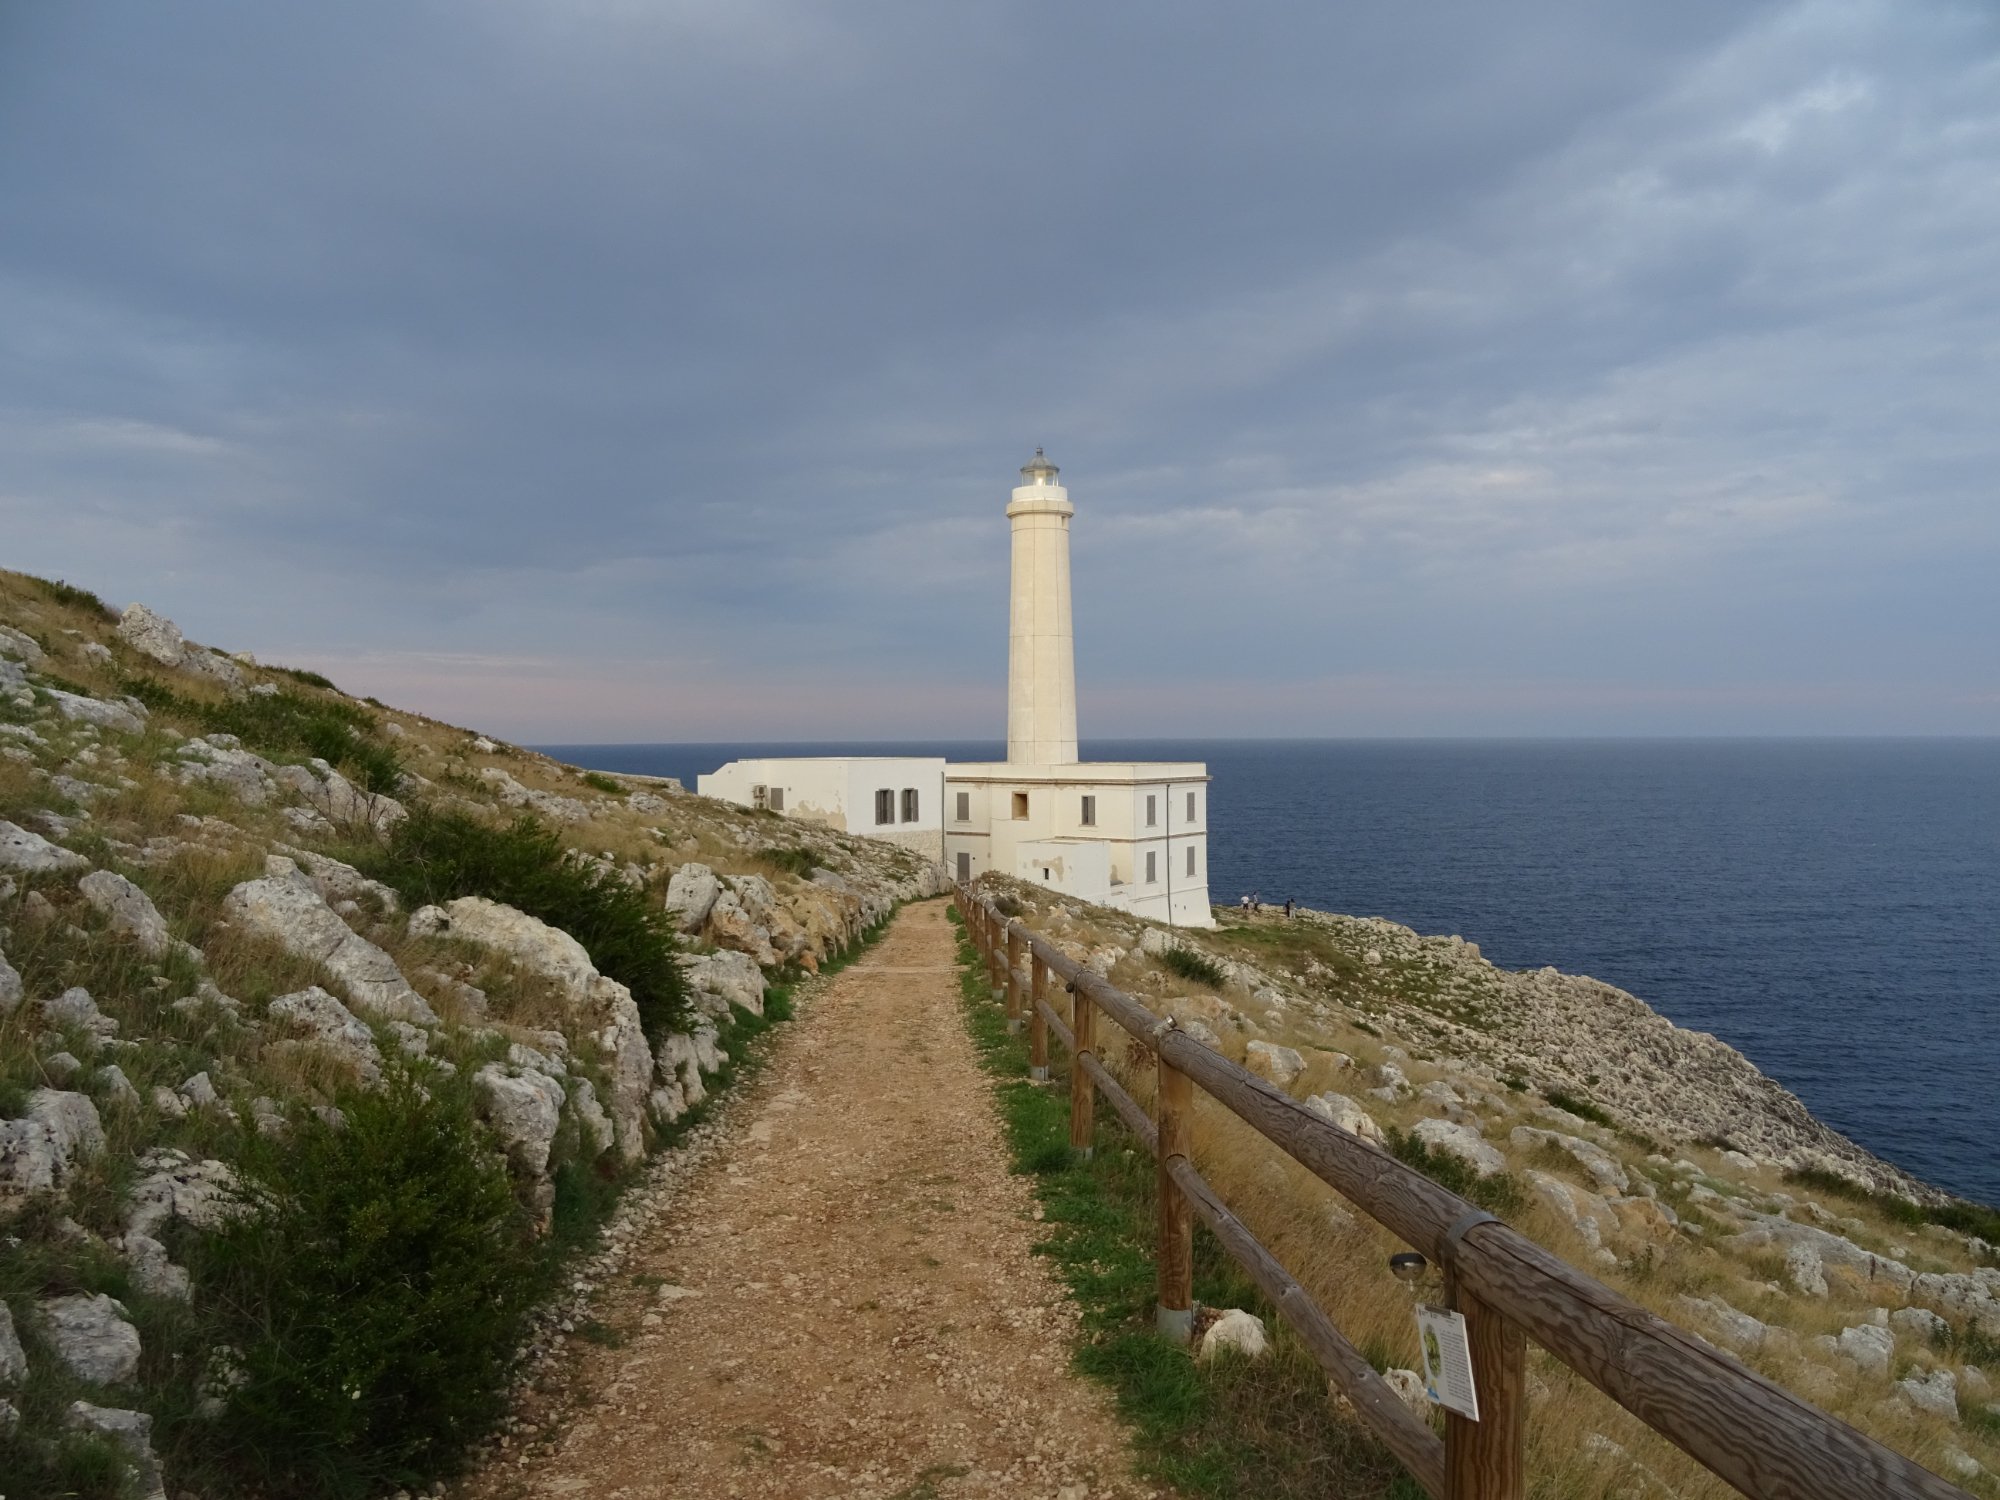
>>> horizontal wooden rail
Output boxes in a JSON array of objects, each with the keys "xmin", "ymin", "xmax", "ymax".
[{"xmin": 954, "ymin": 887, "xmax": 1971, "ymax": 1500}]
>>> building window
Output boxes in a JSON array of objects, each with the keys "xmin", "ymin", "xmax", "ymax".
[
  {"xmin": 1012, "ymin": 791, "xmax": 1029, "ymax": 819},
  {"xmin": 874, "ymin": 788, "xmax": 895, "ymax": 825},
  {"xmin": 956, "ymin": 851, "xmax": 971, "ymax": 882},
  {"xmin": 1080, "ymin": 794, "xmax": 1096, "ymax": 826},
  {"xmin": 901, "ymin": 787, "xmax": 919, "ymax": 823},
  {"xmin": 1146, "ymin": 851, "xmax": 1157, "ymax": 883},
  {"xmin": 1186, "ymin": 845, "xmax": 1196, "ymax": 877},
  {"xmin": 1186, "ymin": 791, "xmax": 1195, "ymax": 823},
  {"xmin": 769, "ymin": 787, "xmax": 785, "ymax": 812},
  {"xmin": 955, "ymin": 790, "xmax": 970, "ymax": 822},
  {"xmin": 1146, "ymin": 795, "xmax": 1157, "ymax": 827}
]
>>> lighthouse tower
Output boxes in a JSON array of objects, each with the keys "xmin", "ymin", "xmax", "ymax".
[{"xmin": 1006, "ymin": 448, "xmax": 1079, "ymax": 765}]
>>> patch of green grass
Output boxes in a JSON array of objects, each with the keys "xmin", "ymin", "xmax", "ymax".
[
  {"xmin": 273, "ymin": 665, "xmax": 338, "ymax": 691},
  {"xmin": 120, "ymin": 672, "xmax": 404, "ymax": 794},
  {"xmin": 1542, "ymin": 1089, "xmax": 1614, "ymax": 1128},
  {"xmin": 369, "ymin": 805, "xmax": 688, "ymax": 1041},
  {"xmin": 581, "ymin": 771, "xmax": 626, "ymax": 797},
  {"xmin": 1783, "ymin": 1167, "xmax": 2000, "ymax": 1253},
  {"xmin": 754, "ymin": 845, "xmax": 819, "ymax": 878},
  {"xmin": 1384, "ymin": 1127, "xmax": 1524, "ymax": 1218},
  {"xmin": 29, "ymin": 573, "xmax": 116, "ymax": 618},
  {"xmin": 947, "ymin": 907, "xmax": 1424, "ymax": 1500},
  {"xmin": 1161, "ymin": 945, "xmax": 1227, "ymax": 988}
]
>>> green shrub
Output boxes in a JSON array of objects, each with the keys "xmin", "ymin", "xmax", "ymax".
[
  {"xmin": 189, "ymin": 1069, "xmax": 536, "ymax": 1498},
  {"xmin": 274, "ymin": 665, "xmax": 338, "ymax": 690},
  {"xmin": 1542, "ymin": 1089, "xmax": 1613, "ymax": 1128},
  {"xmin": 1386, "ymin": 1127, "xmax": 1523, "ymax": 1217},
  {"xmin": 581, "ymin": 771, "xmax": 625, "ymax": 797},
  {"xmin": 1783, "ymin": 1166, "xmax": 2000, "ymax": 1249},
  {"xmin": 120, "ymin": 674, "xmax": 404, "ymax": 794},
  {"xmin": 372, "ymin": 806, "xmax": 688, "ymax": 1039},
  {"xmin": 30, "ymin": 574, "xmax": 115, "ymax": 618},
  {"xmin": 1161, "ymin": 945, "xmax": 1226, "ymax": 988},
  {"xmin": 755, "ymin": 846, "xmax": 818, "ymax": 878}
]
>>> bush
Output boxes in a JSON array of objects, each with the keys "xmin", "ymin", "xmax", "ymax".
[
  {"xmin": 755, "ymin": 846, "xmax": 818, "ymax": 878},
  {"xmin": 274, "ymin": 665, "xmax": 338, "ymax": 690},
  {"xmin": 190, "ymin": 1069, "xmax": 536, "ymax": 1497},
  {"xmin": 581, "ymin": 771, "xmax": 625, "ymax": 797},
  {"xmin": 1386, "ymin": 1127, "xmax": 1523, "ymax": 1217},
  {"xmin": 30, "ymin": 574, "xmax": 115, "ymax": 618},
  {"xmin": 372, "ymin": 806, "xmax": 688, "ymax": 1039},
  {"xmin": 1161, "ymin": 945, "xmax": 1226, "ymax": 988},
  {"xmin": 120, "ymin": 674, "xmax": 404, "ymax": 794},
  {"xmin": 1542, "ymin": 1088, "xmax": 1613, "ymax": 1128},
  {"xmin": 1783, "ymin": 1166, "xmax": 2000, "ymax": 1249}
]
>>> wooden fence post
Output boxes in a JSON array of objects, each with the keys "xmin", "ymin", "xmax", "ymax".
[
  {"xmin": 1445, "ymin": 1278, "xmax": 1526, "ymax": 1500},
  {"xmin": 1156, "ymin": 1054, "xmax": 1194, "ymax": 1341},
  {"xmin": 1004, "ymin": 925, "xmax": 1025, "ymax": 1030},
  {"xmin": 1070, "ymin": 983, "xmax": 1096, "ymax": 1158},
  {"xmin": 1029, "ymin": 954, "xmax": 1049, "ymax": 1081}
]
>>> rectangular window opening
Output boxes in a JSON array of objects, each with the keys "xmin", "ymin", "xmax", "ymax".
[
  {"xmin": 1146, "ymin": 795, "xmax": 1157, "ymax": 828},
  {"xmin": 1186, "ymin": 791, "xmax": 1196, "ymax": 823},
  {"xmin": 1080, "ymin": 794, "xmax": 1096, "ymax": 826},
  {"xmin": 1146, "ymin": 850, "xmax": 1157, "ymax": 883},
  {"xmin": 955, "ymin": 790, "xmax": 970, "ymax": 822},
  {"xmin": 901, "ymin": 787, "xmax": 919, "ymax": 823},
  {"xmin": 1186, "ymin": 845, "xmax": 1196, "ymax": 877},
  {"xmin": 956, "ymin": 851, "xmax": 971, "ymax": 883},
  {"xmin": 874, "ymin": 788, "xmax": 894, "ymax": 825},
  {"xmin": 1012, "ymin": 791, "xmax": 1029, "ymax": 819},
  {"xmin": 769, "ymin": 787, "xmax": 785, "ymax": 812}
]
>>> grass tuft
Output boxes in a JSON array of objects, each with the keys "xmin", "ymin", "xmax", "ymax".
[{"xmin": 1161, "ymin": 945, "xmax": 1227, "ymax": 988}]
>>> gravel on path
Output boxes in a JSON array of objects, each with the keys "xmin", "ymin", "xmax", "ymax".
[{"xmin": 459, "ymin": 897, "xmax": 1159, "ymax": 1500}]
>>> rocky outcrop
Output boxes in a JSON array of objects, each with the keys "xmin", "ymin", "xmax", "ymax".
[
  {"xmin": 125, "ymin": 1151, "xmax": 241, "ymax": 1239},
  {"xmin": 0, "ymin": 1090, "xmax": 106, "ymax": 1209},
  {"xmin": 221, "ymin": 866, "xmax": 436, "ymax": 1025},
  {"xmin": 1409, "ymin": 1118, "xmax": 1506, "ymax": 1178},
  {"xmin": 39, "ymin": 1293, "xmax": 141, "ymax": 1384},
  {"xmin": 1303, "ymin": 1091, "xmax": 1385, "ymax": 1145},
  {"xmin": 681, "ymin": 948, "xmax": 766, "ymax": 1019},
  {"xmin": 117, "ymin": 602, "xmax": 243, "ymax": 691},
  {"xmin": 0, "ymin": 1303, "xmax": 27, "ymax": 1386},
  {"xmin": 65, "ymin": 1401, "xmax": 168, "ymax": 1500},
  {"xmin": 426, "ymin": 897, "xmax": 650, "ymax": 1157},
  {"xmin": 47, "ymin": 689, "xmax": 147, "ymax": 734},
  {"xmin": 664, "ymin": 863, "xmax": 721, "ymax": 932},
  {"xmin": 77, "ymin": 871, "xmax": 177, "ymax": 958},
  {"xmin": 1245, "ymin": 1041, "xmax": 1306, "ymax": 1088},
  {"xmin": 0, "ymin": 818, "xmax": 90, "ymax": 873},
  {"xmin": 265, "ymin": 986, "xmax": 385, "ymax": 1085}
]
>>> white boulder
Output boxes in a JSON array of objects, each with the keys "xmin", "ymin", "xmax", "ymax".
[
  {"xmin": 1510, "ymin": 1126, "xmax": 1628, "ymax": 1193},
  {"xmin": 39, "ymin": 1293, "xmax": 141, "ymax": 1384},
  {"xmin": 124, "ymin": 1150, "xmax": 241, "ymax": 1238},
  {"xmin": 1838, "ymin": 1323, "xmax": 1896, "ymax": 1377},
  {"xmin": 473, "ymin": 1063, "xmax": 565, "ymax": 1176},
  {"xmin": 0, "ymin": 818, "xmax": 90, "ymax": 873},
  {"xmin": 46, "ymin": 690, "xmax": 146, "ymax": 734},
  {"xmin": 124, "ymin": 1233, "xmax": 191, "ymax": 1302},
  {"xmin": 221, "ymin": 872, "xmax": 435, "ymax": 1024},
  {"xmin": 1898, "ymin": 1368, "xmax": 1958, "ymax": 1421},
  {"xmin": 65, "ymin": 1401, "xmax": 167, "ymax": 1500},
  {"xmin": 681, "ymin": 948, "xmax": 766, "ymax": 1018},
  {"xmin": 1245, "ymin": 1041, "xmax": 1306, "ymax": 1089},
  {"xmin": 0, "ymin": 1089, "xmax": 106, "ymax": 1208},
  {"xmin": 1303, "ymin": 1092, "xmax": 1385, "ymax": 1145},
  {"xmin": 0, "ymin": 942, "xmax": 20, "ymax": 1014},
  {"xmin": 77, "ymin": 871, "xmax": 175, "ymax": 958},
  {"xmin": 266, "ymin": 986, "xmax": 384, "ymax": 1085},
  {"xmin": 664, "ymin": 864, "xmax": 721, "ymax": 933},
  {"xmin": 1411, "ymin": 1117, "xmax": 1507, "ymax": 1178},
  {"xmin": 1197, "ymin": 1308, "xmax": 1269, "ymax": 1362}
]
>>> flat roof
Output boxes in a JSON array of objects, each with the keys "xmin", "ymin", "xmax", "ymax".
[{"xmin": 944, "ymin": 761, "xmax": 1207, "ymax": 782}]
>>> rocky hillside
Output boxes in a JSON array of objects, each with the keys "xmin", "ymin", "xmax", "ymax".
[
  {"xmin": 982, "ymin": 881, "xmax": 2000, "ymax": 1495},
  {"xmin": 0, "ymin": 569, "xmax": 940, "ymax": 1499}
]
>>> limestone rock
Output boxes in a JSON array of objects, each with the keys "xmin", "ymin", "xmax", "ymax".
[
  {"xmin": 64, "ymin": 1401, "xmax": 167, "ymax": 1500},
  {"xmin": 266, "ymin": 986, "xmax": 384, "ymax": 1085},
  {"xmin": 1898, "ymin": 1367, "xmax": 1958, "ymax": 1421},
  {"xmin": 270, "ymin": 846, "xmax": 401, "ymax": 913},
  {"xmin": 77, "ymin": 871, "xmax": 174, "ymax": 958},
  {"xmin": 116, "ymin": 603, "xmax": 189, "ymax": 666},
  {"xmin": 1382, "ymin": 1367, "xmax": 1430, "ymax": 1417},
  {"xmin": 1838, "ymin": 1323, "xmax": 1896, "ymax": 1377},
  {"xmin": 706, "ymin": 888, "xmax": 778, "ymax": 967},
  {"xmin": 221, "ymin": 872, "xmax": 436, "ymax": 1024},
  {"xmin": 1890, "ymin": 1306, "xmax": 1949, "ymax": 1341},
  {"xmin": 0, "ymin": 943, "xmax": 21, "ymax": 1014},
  {"xmin": 1786, "ymin": 1242, "xmax": 1828, "ymax": 1297},
  {"xmin": 124, "ymin": 1233, "xmax": 191, "ymax": 1302},
  {"xmin": 1303, "ymin": 1091, "xmax": 1385, "ymax": 1145},
  {"xmin": 1197, "ymin": 1308, "xmax": 1269, "ymax": 1362},
  {"xmin": 0, "ymin": 818, "xmax": 90, "ymax": 873},
  {"xmin": 1676, "ymin": 1295, "xmax": 1770, "ymax": 1353},
  {"xmin": 45, "ymin": 985, "xmax": 117, "ymax": 1036},
  {"xmin": 272, "ymin": 761, "xmax": 405, "ymax": 833},
  {"xmin": 1526, "ymin": 1170, "xmax": 1619, "ymax": 1253},
  {"xmin": 39, "ymin": 1293, "xmax": 140, "ymax": 1384},
  {"xmin": 0, "ymin": 1303, "xmax": 26, "ymax": 1386},
  {"xmin": 681, "ymin": 948, "xmax": 766, "ymax": 1018},
  {"xmin": 433, "ymin": 897, "xmax": 649, "ymax": 1156},
  {"xmin": 1368, "ymin": 1061, "xmax": 1409, "ymax": 1094},
  {"xmin": 1510, "ymin": 1125, "xmax": 1628, "ymax": 1193},
  {"xmin": 570, "ymin": 1077, "xmax": 615, "ymax": 1157},
  {"xmin": 474, "ymin": 1063, "xmax": 565, "ymax": 1177},
  {"xmin": 1244, "ymin": 1041, "xmax": 1306, "ymax": 1089},
  {"xmin": 125, "ymin": 1150, "xmax": 241, "ymax": 1238},
  {"xmin": 0, "ymin": 1089, "xmax": 105, "ymax": 1207},
  {"xmin": 173, "ymin": 738, "xmax": 276, "ymax": 805},
  {"xmin": 47, "ymin": 689, "xmax": 146, "ymax": 734},
  {"xmin": 1411, "ymin": 1117, "xmax": 1506, "ymax": 1178},
  {"xmin": 0, "ymin": 624, "xmax": 45, "ymax": 665}
]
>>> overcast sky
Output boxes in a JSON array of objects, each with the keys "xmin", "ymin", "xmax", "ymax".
[{"xmin": 3, "ymin": 1, "xmax": 1996, "ymax": 740}]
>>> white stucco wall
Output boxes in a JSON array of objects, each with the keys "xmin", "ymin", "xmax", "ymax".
[{"xmin": 698, "ymin": 757, "xmax": 946, "ymax": 847}]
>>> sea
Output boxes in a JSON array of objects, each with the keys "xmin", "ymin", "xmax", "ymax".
[{"xmin": 535, "ymin": 738, "xmax": 2000, "ymax": 1207}]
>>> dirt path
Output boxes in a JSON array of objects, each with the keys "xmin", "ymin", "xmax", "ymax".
[{"xmin": 463, "ymin": 898, "xmax": 1158, "ymax": 1500}]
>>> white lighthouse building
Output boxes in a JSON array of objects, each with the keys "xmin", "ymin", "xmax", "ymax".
[{"xmin": 700, "ymin": 450, "xmax": 1215, "ymax": 927}]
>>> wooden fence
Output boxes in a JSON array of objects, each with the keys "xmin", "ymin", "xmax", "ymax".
[{"xmin": 955, "ymin": 887, "xmax": 1973, "ymax": 1500}]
